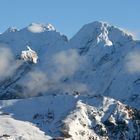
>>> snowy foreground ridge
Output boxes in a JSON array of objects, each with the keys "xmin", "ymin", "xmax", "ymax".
[
  {"xmin": 0, "ymin": 21, "xmax": 140, "ymax": 139},
  {"xmin": 0, "ymin": 95, "xmax": 140, "ymax": 140}
]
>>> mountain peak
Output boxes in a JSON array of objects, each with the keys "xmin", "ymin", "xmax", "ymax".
[
  {"xmin": 27, "ymin": 23, "xmax": 56, "ymax": 33},
  {"xmin": 85, "ymin": 21, "xmax": 135, "ymax": 41},
  {"xmin": 69, "ymin": 21, "xmax": 134, "ymax": 50},
  {"xmin": 4, "ymin": 27, "xmax": 19, "ymax": 33},
  {"xmin": 86, "ymin": 21, "xmax": 134, "ymax": 37}
]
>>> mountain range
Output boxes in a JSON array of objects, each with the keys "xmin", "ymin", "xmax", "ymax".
[{"xmin": 0, "ymin": 21, "xmax": 140, "ymax": 140}]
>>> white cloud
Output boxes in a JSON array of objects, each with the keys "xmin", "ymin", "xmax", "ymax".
[
  {"xmin": 126, "ymin": 51, "xmax": 140, "ymax": 73},
  {"xmin": 20, "ymin": 49, "xmax": 88, "ymax": 97},
  {"xmin": 22, "ymin": 70, "xmax": 49, "ymax": 97},
  {"xmin": 28, "ymin": 23, "xmax": 45, "ymax": 33},
  {"xmin": 0, "ymin": 46, "xmax": 22, "ymax": 80},
  {"xmin": 49, "ymin": 49, "xmax": 88, "ymax": 94},
  {"xmin": 27, "ymin": 23, "xmax": 55, "ymax": 33},
  {"xmin": 0, "ymin": 45, "xmax": 88, "ymax": 97},
  {"xmin": 52, "ymin": 49, "xmax": 82, "ymax": 80}
]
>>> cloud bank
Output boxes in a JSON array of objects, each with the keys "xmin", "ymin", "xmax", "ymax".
[
  {"xmin": 126, "ymin": 50, "xmax": 140, "ymax": 73},
  {"xmin": 0, "ymin": 46, "xmax": 22, "ymax": 80},
  {"xmin": 52, "ymin": 49, "xmax": 82, "ymax": 80},
  {"xmin": 21, "ymin": 49, "xmax": 88, "ymax": 97}
]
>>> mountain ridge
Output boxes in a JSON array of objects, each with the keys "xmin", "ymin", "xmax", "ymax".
[
  {"xmin": 0, "ymin": 21, "xmax": 140, "ymax": 140},
  {"xmin": 0, "ymin": 21, "xmax": 140, "ymax": 108},
  {"xmin": 0, "ymin": 94, "xmax": 140, "ymax": 140}
]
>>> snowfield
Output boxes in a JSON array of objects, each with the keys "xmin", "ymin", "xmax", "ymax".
[{"xmin": 0, "ymin": 116, "xmax": 50, "ymax": 140}]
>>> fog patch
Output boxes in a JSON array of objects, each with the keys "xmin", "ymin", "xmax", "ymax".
[
  {"xmin": 0, "ymin": 46, "xmax": 22, "ymax": 80},
  {"xmin": 50, "ymin": 49, "xmax": 88, "ymax": 94},
  {"xmin": 27, "ymin": 23, "xmax": 55, "ymax": 33},
  {"xmin": 22, "ymin": 70, "xmax": 49, "ymax": 97},
  {"xmin": 21, "ymin": 49, "xmax": 88, "ymax": 97},
  {"xmin": 52, "ymin": 49, "xmax": 83, "ymax": 81},
  {"xmin": 126, "ymin": 51, "xmax": 140, "ymax": 73},
  {"xmin": 28, "ymin": 23, "xmax": 45, "ymax": 33}
]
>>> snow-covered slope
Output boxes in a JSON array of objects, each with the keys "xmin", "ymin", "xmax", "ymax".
[
  {"xmin": 0, "ymin": 95, "xmax": 140, "ymax": 140},
  {"xmin": 0, "ymin": 116, "xmax": 51, "ymax": 140}
]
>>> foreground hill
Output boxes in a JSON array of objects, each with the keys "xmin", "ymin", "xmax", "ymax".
[{"xmin": 0, "ymin": 94, "xmax": 140, "ymax": 140}]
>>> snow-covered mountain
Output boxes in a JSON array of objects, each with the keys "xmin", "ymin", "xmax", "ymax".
[
  {"xmin": 0, "ymin": 21, "xmax": 140, "ymax": 108},
  {"xmin": 0, "ymin": 22, "xmax": 68, "ymax": 99},
  {"xmin": 0, "ymin": 21, "xmax": 140, "ymax": 139},
  {"xmin": 66, "ymin": 21, "xmax": 140, "ymax": 109}
]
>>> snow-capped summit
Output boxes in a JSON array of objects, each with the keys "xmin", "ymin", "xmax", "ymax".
[
  {"xmin": 0, "ymin": 22, "xmax": 67, "ymax": 56},
  {"xmin": 47, "ymin": 23, "xmax": 56, "ymax": 31},
  {"xmin": 27, "ymin": 23, "xmax": 56, "ymax": 33},
  {"xmin": 69, "ymin": 21, "xmax": 133, "ymax": 49}
]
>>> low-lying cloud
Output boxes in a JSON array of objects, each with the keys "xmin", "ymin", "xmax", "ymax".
[
  {"xmin": 20, "ymin": 49, "xmax": 88, "ymax": 97},
  {"xmin": 52, "ymin": 49, "xmax": 82, "ymax": 80},
  {"xmin": 22, "ymin": 70, "xmax": 49, "ymax": 97},
  {"xmin": 0, "ymin": 46, "xmax": 88, "ymax": 97},
  {"xmin": 28, "ymin": 23, "xmax": 45, "ymax": 33},
  {"xmin": 126, "ymin": 51, "xmax": 140, "ymax": 73},
  {"xmin": 0, "ymin": 46, "xmax": 22, "ymax": 80}
]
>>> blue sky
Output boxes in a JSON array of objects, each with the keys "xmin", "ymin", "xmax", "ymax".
[{"xmin": 0, "ymin": 0, "xmax": 139, "ymax": 39}]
